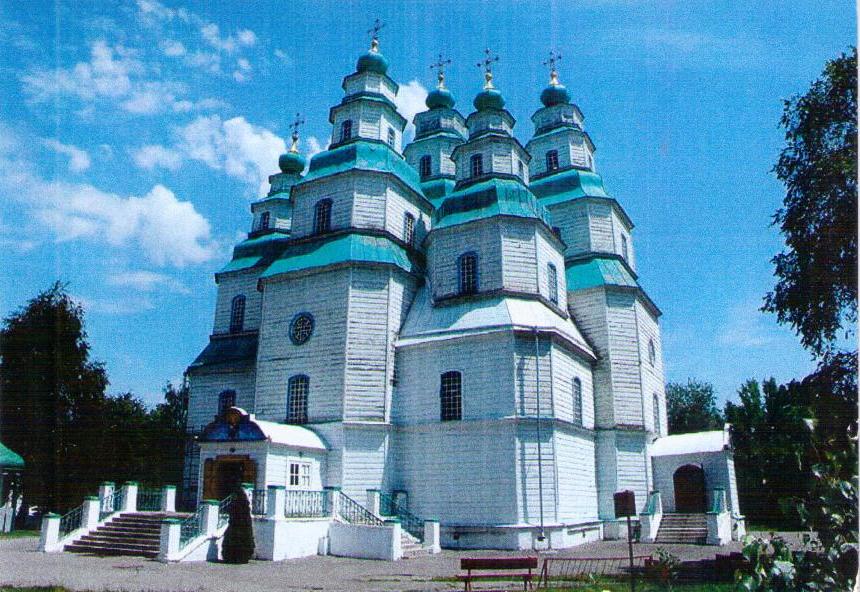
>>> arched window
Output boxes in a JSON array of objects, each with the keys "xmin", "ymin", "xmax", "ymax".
[
  {"xmin": 440, "ymin": 371, "xmax": 462, "ymax": 421},
  {"xmin": 229, "ymin": 295, "xmax": 246, "ymax": 333},
  {"xmin": 648, "ymin": 339, "xmax": 656, "ymax": 367},
  {"xmin": 572, "ymin": 378, "xmax": 583, "ymax": 426},
  {"xmin": 653, "ymin": 393, "xmax": 661, "ymax": 436},
  {"xmin": 419, "ymin": 155, "xmax": 432, "ymax": 179},
  {"xmin": 546, "ymin": 149, "xmax": 559, "ymax": 172},
  {"xmin": 340, "ymin": 120, "xmax": 352, "ymax": 142},
  {"xmin": 547, "ymin": 263, "xmax": 558, "ymax": 304},
  {"xmin": 313, "ymin": 199, "xmax": 332, "ymax": 234},
  {"xmin": 470, "ymin": 153, "xmax": 483, "ymax": 178},
  {"xmin": 403, "ymin": 213, "xmax": 416, "ymax": 246},
  {"xmin": 457, "ymin": 252, "xmax": 478, "ymax": 295},
  {"xmin": 287, "ymin": 375, "xmax": 309, "ymax": 424},
  {"xmin": 218, "ymin": 390, "xmax": 236, "ymax": 416},
  {"xmin": 387, "ymin": 127, "xmax": 396, "ymax": 147},
  {"xmin": 259, "ymin": 211, "xmax": 270, "ymax": 231},
  {"xmin": 621, "ymin": 234, "xmax": 629, "ymax": 261}
]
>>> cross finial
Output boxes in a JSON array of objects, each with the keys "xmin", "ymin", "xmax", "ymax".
[
  {"xmin": 430, "ymin": 53, "xmax": 452, "ymax": 89},
  {"xmin": 367, "ymin": 19, "xmax": 384, "ymax": 52},
  {"xmin": 289, "ymin": 113, "xmax": 305, "ymax": 153},
  {"xmin": 476, "ymin": 48, "xmax": 500, "ymax": 90},
  {"xmin": 542, "ymin": 50, "xmax": 563, "ymax": 86}
]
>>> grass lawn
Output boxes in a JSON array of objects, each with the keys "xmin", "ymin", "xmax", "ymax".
[
  {"xmin": 0, "ymin": 529, "xmax": 39, "ymax": 539},
  {"xmin": 542, "ymin": 584, "xmax": 733, "ymax": 591}
]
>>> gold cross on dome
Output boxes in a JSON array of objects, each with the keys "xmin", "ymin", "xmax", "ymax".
[
  {"xmin": 430, "ymin": 53, "xmax": 452, "ymax": 88},
  {"xmin": 543, "ymin": 49, "xmax": 563, "ymax": 85},
  {"xmin": 289, "ymin": 113, "xmax": 304, "ymax": 153},
  {"xmin": 367, "ymin": 19, "xmax": 385, "ymax": 51},
  {"xmin": 476, "ymin": 48, "xmax": 500, "ymax": 89}
]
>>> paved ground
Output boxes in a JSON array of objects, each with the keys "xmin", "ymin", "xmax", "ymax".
[{"xmin": 0, "ymin": 532, "xmax": 803, "ymax": 592}]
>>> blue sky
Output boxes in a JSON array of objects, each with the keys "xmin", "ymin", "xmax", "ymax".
[{"xmin": 0, "ymin": 0, "xmax": 854, "ymax": 407}]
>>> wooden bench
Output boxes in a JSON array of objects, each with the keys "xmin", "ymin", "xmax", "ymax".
[{"xmin": 458, "ymin": 557, "xmax": 539, "ymax": 592}]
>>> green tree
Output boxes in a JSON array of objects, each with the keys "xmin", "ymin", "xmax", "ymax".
[
  {"xmin": 0, "ymin": 282, "xmax": 109, "ymax": 514},
  {"xmin": 763, "ymin": 48, "xmax": 857, "ymax": 357},
  {"xmin": 665, "ymin": 379, "xmax": 723, "ymax": 434}
]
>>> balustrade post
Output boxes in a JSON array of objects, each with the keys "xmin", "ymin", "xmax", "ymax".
[
  {"xmin": 423, "ymin": 520, "xmax": 441, "ymax": 554},
  {"xmin": 98, "ymin": 481, "xmax": 114, "ymax": 510},
  {"xmin": 122, "ymin": 481, "xmax": 138, "ymax": 512},
  {"xmin": 39, "ymin": 513, "xmax": 61, "ymax": 552},
  {"xmin": 266, "ymin": 485, "xmax": 285, "ymax": 519},
  {"xmin": 366, "ymin": 489, "xmax": 381, "ymax": 516},
  {"xmin": 158, "ymin": 517, "xmax": 181, "ymax": 562},
  {"xmin": 160, "ymin": 485, "xmax": 176, "ymax": 513},
  {"xmin": 385, "ymin": 519, "xmax": 403, "ymax": 561},
  {"xmin": 324, "ymin": 486, "xmax": 340, "ymax": 518},
  {"xmin": 82, "ymin": 496, "xmax": 101, "ymax": 528},
  {"xmin": 202, "ymin": 499, "xmax": 220, "ymax": 535}
]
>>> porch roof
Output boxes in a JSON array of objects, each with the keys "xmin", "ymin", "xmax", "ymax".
[
  {"xmin": 254, "ymin": 419, "xmax": 328, "ymax": 451},
  {"xmin": 650, "ymin": 429, "xmax": 729, "ymax": 457}
]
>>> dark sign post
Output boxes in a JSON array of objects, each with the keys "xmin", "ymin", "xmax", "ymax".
[{"xmin": 614, "ymin": 490, "xmax": 637, "ymax": 592}]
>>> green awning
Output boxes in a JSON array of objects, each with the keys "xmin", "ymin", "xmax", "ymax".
[
  {"xmin": 261, "ymin": 233, "xmax": 416, "ymax": 279},
  {"xmin": 433, "ymin": 178, "xmax": 552, "ymax": 230},
  {"xmin": 566, "ymin": 257, "xmax": 639, "ymax": 291},
  {"xmin": 300, "ymin": 141, "xmax": 428, "ymax": 206},
  {"xmin": 0, "ymin": 441, "xmax": 24, "ymax": 469}
]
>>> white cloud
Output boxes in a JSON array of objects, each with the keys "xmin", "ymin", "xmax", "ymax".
[
  {"xmin": 233, "ymin": 57, "xmax": 252, "ymax": 82},
  {"xmin": 273, "ymin": 49, "xmax": 293, "ymax": 66},
  {"xmin": 75, "ymin": 294, "xmax": 154, "ymax": 315},
  {"xmin": 161, "ymin": 39, "xmax": 186, "ymax": 57},
  {"xmin": 132, "ymin": 144, "xmax": 183, "ymax": 170},
  {"xmin": 107, "ymin": 270, "xmax": 190, "ymax": 294},
  {"xmin": 393, "ymin": 80, "xmax": 428, "ymax": 142},
  {"xmin": 237, "ymin": 30, "xmax": 257, "ymax": 47},
  {"xmin": 305, "ymin": 136, "xmax": 326, "ymax": 163},
  {"xmin": 716, "ymin": 300, "xmax": 782, "ymax": 348},
  {"xmin": 44, "ymin": 139, "xmax": 91, "ymax": 172}
]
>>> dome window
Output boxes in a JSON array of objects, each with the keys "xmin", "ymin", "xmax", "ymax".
[
  {"xmin": 340, "ymin": 120, "xmax": 353, "ymax": 142},
  {"xmin": 259, "ymin": 211, "xmax": 270, "ymax": 231},
  {"xmin": 229, "ymin": 295, "xmax": 246, "ymax": 333},
  {"xmin": 313, "ymin": 199, "xmax": 332, "ymax": 235},
  {"xmin": 470, "ymin": 154, "xmax": 484, "ymax": 178},
  {"xmin": 403, "ymin": 213, "xmax": 416, "ymax": 246},
  {"xmin": 387, "ymin": 127, "xmax": 395, "ymax": 148},
  {"xmin": 546, "ymin": 150, "xmax": 560, "ymax": 172},
  {"xmin": 419, "ymin": 155, "xmax": 432, "ymax": 179},
  {"xmin": 458, "ymin": 252, "xmax": 478, "ymax": 295}
]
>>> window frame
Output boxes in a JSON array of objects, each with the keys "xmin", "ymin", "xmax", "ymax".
[
  {"xmin": 546, "ymin": 149, "xmax": 560, "ymax": 172},
  {"xmin": 457, "ymin": 252, "xmax": 478, "ymax": 295},
  {"xmin": 440, "ymin": 370, "xmax": 463, "ymax": 421},
  {"xmin": 648, "ymin": 339, "xmax": 656, "ymax": 367},
  {"xmin": 313, "ymin": 199, "xmax": 333, "ymax": 235},
  {"xmin": 469, "ymin": 153, "xmax": 484, "ymax": 178},
  {"xmin": 229, "ymin": 295, "xmax": 246, "ymax": 333},
  {"xmin": 419, "ymin": 154, "xmax": 432, "ymax": 179},
  {"xmin": 387, "ymin": 127, "xmax": 396, "ymax": 147},
  {"xmin": 286, "ymin": 374, "xmax": 309, "ymax": 425},
  {"xmin": 340, "ymin": 119, "xmax": 352, "ymax": 142},
  {"xmin": 289, "ymin": 312, "xmax": 315, "ymax": 345},
  {"xmin": 403, "ymin": 212, "xmax": 416, "ymax": 247},
  {"xmin": 621, "ymin": 234, "xmax": 629, "ymax": 261},
  {"xmin": 259, "ymin": 211, "xmax": 270, "ymax": 231},
  {"xmin": 572, "ymin": 377, "xmax": 583, "ymax": 427},
  {"xmin": 653, "ymin": 393, "xmax": 661, "ymax": 436},
  {"xmin": 547, "ymin": 263, "xmax": 558, "ymax": 305}
]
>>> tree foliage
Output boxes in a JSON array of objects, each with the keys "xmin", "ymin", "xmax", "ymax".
[
  {"xmin": 665, "ymin": 379, "xmax": 723, "ymax": 434},
  {"xmin": 0, "ymin": 283, "xmax": 188, "ymax": 516},
  {"xmin": 764, "ymin": 48, "xmax": 857, "ymax": 357}
]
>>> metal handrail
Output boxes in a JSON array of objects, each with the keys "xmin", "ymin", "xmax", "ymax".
[
  {"xmin": 98, "ymin": 488, "xmax": 125, "ymax": 521},
  {"xmin": 379, "ymin": 492, "xmax": 424, "ymax": 541},
  {"xmin": 178, "ymin": 505, "xmax": 205, "ymax": 549},
  {"xmin": 643, "ymin": 491, "xmax": 661, "ymax": 516},
  {"xmin": 218, "ymin": 494, "xmax": 235, "ymax": 528},
  {"xmin": 284, "ymin": 490, "xmax": 328, "ymax": 518},
  {"xmin": 58, "ymin": 504, "xmax": 84, "ymax": 540},
  {"xmin": 137, "ymin": 487, "xmax": 163, "ymax": 512},
  {"xmin": 251, "ymin": 490, "xmax": 267, "ymax": 516},
  {"xmin": 338, "ymin": 491, "xmax": 383, "ymax": 526}
]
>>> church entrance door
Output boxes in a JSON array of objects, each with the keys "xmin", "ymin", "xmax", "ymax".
[
  {"xmin": 673, "ymin": 464, "xmax": 706, "ymax": 513},
  {"xmin": 201, "ymin": 455, "xmax": 257, "ymax": 500}
]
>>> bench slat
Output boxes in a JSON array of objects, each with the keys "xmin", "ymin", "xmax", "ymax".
[
  {"xmin": 460, "ymin": 557, "xmax": 538, "ymax": 570},
  {"xmin": 457, "ymin": 573, "xmax": 534, "ymax": 580}
]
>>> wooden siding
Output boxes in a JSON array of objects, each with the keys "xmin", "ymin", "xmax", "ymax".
[
  {"xmin": 392, "ymin": 421, "xmax": 519, "ymax": 525},
  {"xmin": 535, "ymin": 227, "xmax": 568, "ymax": 309},
  {"xmin": 264, "ymin": 447, "xmax": 326, "ymax": 490},
  {"xmin": 606, "ymin": 290, "xmax": 643, "ymax": 426},
  {"xmin": 255, "ymin": 270, "xmax": 350, "ymax": 423},
  {"xmin": 636, "ymin": 301, "xmax": 666, "ymax": 435},
  {"xmin": 213, "ymin": 269, "xmax": 263, "ymax": 334},
  {"xmin": 611, "ymin": 209, "xmax": 636, "ymax": 270},
  {"xmin": 516, "ymin": 423, "xmax": 557, "ymax": 523},
  {"xmin": 291, "ymin": 176, "xmax": 354, "ymax": 239},
  {"xmin": 587, "ymin": 202, "xmax": 614, "ymax": 253},
  {"xmin": 595, "ymin": 433, "xmax": 619, "ymax": 519},
  {"xmin": 567, "ymin": 288, "xmax": 614, "ymax": 427},
  {"xmin": 383, "ymin": 185, "xmax": 430, "ymax": 245},
  {"xmin": 615, "ymin": 432, "xmax": 650, "ymax": 513},
  {"xmin": 187, "ymin": 369, "xmax": 256, "ymax": 431},
  {"xmin": 513, "ymin": 335, "xmax": 553, "ymax": 418},
  {"xmin": 340, "ymin": 426, "xmax": 389, "ymax": 500},
  {"xmin": 550, "ymin": 344, "xmax": 595, "ymax": 428},
  {"xmin": 500, "ymin": 219, "xmax": 538, "ymax": 294},
  {"xmin": 546, "ymin": 201, "xmax": 590, "ymax": 258},
  {"xmin": 554, "ymin": 428, "xmax": 599, "ymax": 521},
  {"xmin": 351, "ymin": 175, "xmax": 387, "ymax": 230},
  {"xmin": 392, "ymin": 332, "xmax": 516, "ymax": 424},
  {"xmin": 428, "ymin": 223, "xmax": 503, "ymax": 299},
  {"xmin": 343, "ymin": 72, "xmax": 397, "ymax": 102}
]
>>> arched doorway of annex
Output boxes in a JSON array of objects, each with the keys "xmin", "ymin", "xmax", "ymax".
[
  {"xmin": 202, "ymin": 455, "xmax": 257, "ymax": 500},
  {"xmin": 673, "ymin": 463, "xmax": 706, "ymax": 513}
]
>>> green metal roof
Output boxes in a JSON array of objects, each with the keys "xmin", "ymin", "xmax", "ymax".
[
  {"xmin": 566, "ymin": 257, "xmax": 639, "ymax": 291},
  {"xmin": 433, "ymin": 178, "xmax": 552, "ymax": 230},
  {"xmin": 420, "ymin": 178, "xmax": 455, "ymax": 207},
  {"xmin": 219, "ymin": 256, "xmax": 264, "ymax": 274},
  {"xmin": 0, "ymin": 441, "xmax": 24, "ymax": 469},
  {"xmin": 261, "ymin": 233, "xmax": 416, "ymax": 279},
  {"xmin": 530, "ymin": 168, "xmax": 612, "ymax": 204},
  {"xmin": 300, "ymin": 141, "xmax": 427, "ymax": 206},
  {"xmin": 217, "ymin": 233, "xmax": 292, "ymax": 276},
  {"xmin": 188, "ymin": 333, "xmax": 259, "ymax": 372}
]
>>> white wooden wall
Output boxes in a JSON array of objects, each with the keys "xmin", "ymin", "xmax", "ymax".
[
  {"xmin": 404, "ymin": 136, "xmax": 460, "ymax": 177},
  {"xmin": 454, "ymin": 141, "xmax": 529, "ymax": 184},
  {"xmin": 549, "ymin": 344, "xmax": 595, "ymax": 428},
  {"xmin": 567, "ymin": 287, "xmax": 615, "ymax": 427},
  {"xmin": 545, "ymin": 201, "xmax": 590, "ymax": 258},
  {"xmin": 636, "ymin": 301, "xmax": 666, "ymax": 436},
  {"xmin": 606, "ymin": 290, "xmax": 644, "ymax": 427},
  {"xmin": 652, "ymin": 451, "xmax": 739, "ymax": 514},
  {"xmin": 516, "ymin": 423, "xmax": 557, "ymax": 524},
  {"xmin": 264, "ymin": 445, "xmax": 326, "ymax": 490},
  {"xmin": 342, "ymin": 72, "xmax": 397, "ymax": 102},
  {"xmin": 187, "ymin": 369, "xmax": 257, "ymax": 431},
  {"xmin": 213, "ymin": 269, "xmax": 263, "ymax": 334},
  {"xmin": 340, "ymin": 426, "xmax": 389, "ymax": 500},
  {"xmin": 291, "ymin": 176, "xmax": 354, "ymax": 238},
  {"xmin": 553, "ymin": 428, "xmax": 599, "ymax": 522},
  {"xmin": 330, "ymin": 102, "xmax": 403, "ymax": 152},
  {"xmin": 428, "ymin": 223, "xmax": 503, "ymax": 299}
]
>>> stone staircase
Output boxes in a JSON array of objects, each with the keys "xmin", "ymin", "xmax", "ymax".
[
  {"xmin": 655, "ymin": 513, "xmax": 708, "ymax": 544},
  {"xmin": 65, "ymin": 512, "xmax": 187, "ymax": 558},
  {"xmin": 400, "ymin": 530, "xmax": 430, "ymax": 558}
]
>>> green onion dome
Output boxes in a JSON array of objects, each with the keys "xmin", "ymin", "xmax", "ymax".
[
  {"xmin": 426, "ymin": 86, "xmax": 455, "ymax": 109},
  {"xmin": 279, "ymin": 150, "xmax": 306, "ymax": 174},
  {"xmin": 540, "ymin": 82, "xmax": 570, "ymax": 107},
  {"xmin": 356, "ymin": 39, "xmax": 389, "ymax": 75},
  {"xmin": 473, "ymin": 87, "xmax": 505, "ymax": 111}
]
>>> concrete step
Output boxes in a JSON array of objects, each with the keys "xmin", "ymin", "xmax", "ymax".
[
  {"xmin": 80, "ymin": 534, "xmax": 160, "ymax": 546},
  {"xmin": 65, "ymin": 544, "xmax": 159, "ymax": 559},
  {"xmin": 66, "ymin": 540, "xmax": 160, "ymax": 554}
]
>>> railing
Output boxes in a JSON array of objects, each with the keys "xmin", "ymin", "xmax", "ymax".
[
  {"xmin": 284, "ymin": 490, "xmax": 329, "ymax": 518},
  {"xmin": 218, "ymin": 494, "xmax": 235, "ymax": 528},
  {"xmin": 178, "ymin": 506, "xmax": 205, "ymax": 549},
  {"xmin": 137, "ymin": 487, "xmax": 163, "ymax": 512},
  {"xmin": 709, "ymin": 489, "xmax": 726, "ymax": 514},
  {"xmin": 58, "ymin": 504, "xmax": 84, "ymax": 539},
  {"xmin": 338, "ymin": 491, "xmax": 383, "ymax": 526},
  {"xmin": 379, "ymin": 492, "xmax": 424, "ymax": 541},
  {"xmin": 251, "ymin": 490, "xmax": 267, "ymax": 516},
  {"xmin": 644, "ymin": 491, "xmax": 660, "ymax": 515},
  {"xmin": 99, "ymin": 488, "xmax": 125, "ymax": 521}
]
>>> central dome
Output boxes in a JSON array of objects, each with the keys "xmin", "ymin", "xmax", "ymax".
[
  {"xmin": 356, "ymin": 44, "xmax": 389, "ymax": 75},
  {"xmin": 426, "ymin": 87, "xmax": 455, "ymax": 110},
  {"xmin": 473, "ymin": 88, "xmax": 505, "ymax": 111},
  {"xmin": 540, "ymin": 82, "xmax": 570, "ymax": 107},
  {"xmin": 279, "ymin": 150, "xmax": 306, "ymax": 174}
]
